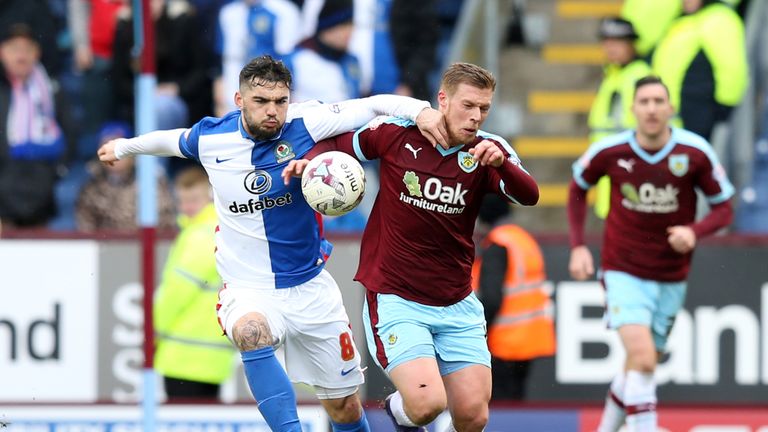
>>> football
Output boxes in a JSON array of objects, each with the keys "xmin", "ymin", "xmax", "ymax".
[{"xmin": 301, "ymin": 151, "xmax": 366, "ymax": 216}]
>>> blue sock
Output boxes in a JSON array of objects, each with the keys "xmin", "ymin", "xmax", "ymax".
[
  {"xmin": 331, "ymin": 410, "xmax": 370, "ymax": 432},
  {"xmin": 241, "ymin": 347, "xmax": 301, "ymax": 432}
]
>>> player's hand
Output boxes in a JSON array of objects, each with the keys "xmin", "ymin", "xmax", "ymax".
[
  {"xmin": 97, "ymin": 139, "xmax": 124, "ymax": 166},
  {"xmin": 282, "ymin": 159, "xmax": 309, "ymax": 185},
  {"xmin": 569, "ymin": 245, "xmax": 595, "ymax": 281},
  {"xmin": 415, "ymin": 107, "xmax": 449, "ymax": 149},
  {"xmin": 667, "ymin": 225, "xmax": 696, "ymax": 254},
  {"xmin": 469, "ymin": 140, "xmax": 504, "ymax": 167}
]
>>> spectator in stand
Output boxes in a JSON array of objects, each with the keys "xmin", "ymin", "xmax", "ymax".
[
  {"xmin": 589, "ymin": 18, "xmax": 653, "ymax": 219},
  {"xmin": 620, "ymin": 0, "xmax": 681, "ymax": 59},
  {"xmin": 347, "ymin": 0, "xmax": 397, "ymax": 98},
  {"xmin": 213, "ymin": 0, "xmax": 302, "ymax": 116},
  {"xmin": 389, "ymin": 0, "xmax": 438, "ymax": 101},
  {"xmin": 472, "ymin": 194, "xmax": 555, "ymax": 401},
  {"xmin": 590, "ymin": 18, "xmax": 653, "ymax": 145},
  {"xmin": 0, "ymin": 24, "xmax": 75, "ymax": 229},
  {"xmin": 0, "ymin": 0, "xmax": 63, "ymax": 77},
  {"xmin": 652, "ymin": 0, "xmax": 748, "ymax": 141},
  {"xmin": 346, "ymin": 0, "xmax": 437, "ymax": 101},
  {"xmin": 68, "ymin": 0, "xmax": 127, "ymax": 160},
  {"xmin": 76, "ymin": 121, "xmax": 175, "ymax": 232},
  {"xmin": 112, "ymin": 0, "xmax": 215, "ymax": 177},
  {"xmin": 286, "ymin": 0, "xmax": 373, "ymax": 232},
  {"xmin": 154, "ymin": 166, "xmax": 236, "ymax": 401},
  {"xmin": 186, "ymin": 0, "xmax": 229, "ymax": 55},
  {"xmin": 285, "ymin": 0, "xmax": 359, "ymax": 103}
]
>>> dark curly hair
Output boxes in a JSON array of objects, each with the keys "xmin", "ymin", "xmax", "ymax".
[{"xmin": 239, "ymin": 55, "xmax": 293, "ymax": 91}]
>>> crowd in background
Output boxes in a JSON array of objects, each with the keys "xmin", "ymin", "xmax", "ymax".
[
  {"xmin": 0, "ymin": 0, "xmax": 462, "ymax": 232},
  {"xmin": 0, "ymin": 0, "xmax": 763, "ymax": 235}
]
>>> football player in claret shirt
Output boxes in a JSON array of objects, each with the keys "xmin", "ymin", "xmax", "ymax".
[
  {"xmin": 568, "ymin": 76, "xmax": 734, "ymax": 432},
  {"xmin": 284, "ymin": 62, "xmax": 539, "ymax": 432}
]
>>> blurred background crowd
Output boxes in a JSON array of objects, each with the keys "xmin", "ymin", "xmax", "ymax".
[{"xmin": 0, "ymin": 0, "xmax": 764, "ymax": 236}]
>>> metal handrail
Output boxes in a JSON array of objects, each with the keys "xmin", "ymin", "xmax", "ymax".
[{"xmin": 727, "ymin": 0, "xmax": 767, "ymax": 191}]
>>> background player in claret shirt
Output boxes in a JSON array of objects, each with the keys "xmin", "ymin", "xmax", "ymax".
[
  {"xmin": 567, "ymin": 76, "xmax": 735, "ymax": 432},
  {"xmin": 97, "ymin": 55, "xmax": 449, "ymax": 432},
  {"xmin": 284, "ymin": 62, "xmax": 539, "ymax": 432}
]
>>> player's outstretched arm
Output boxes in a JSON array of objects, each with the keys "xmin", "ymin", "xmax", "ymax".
[
  {"xmin": 302, "ymin": 95, "xmax": 448, "ymax": 148},
  {"xmin": 97, "ymin": 139, "xmax": 121, "ymax": 165},
  {"xmin": 97, "ymin": 129, "xmax": 188, "ymax": 163}
]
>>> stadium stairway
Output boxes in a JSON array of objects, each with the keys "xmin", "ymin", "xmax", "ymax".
[{"xmin": 499, "ymin": 0, "xmax": 622, "ymax": 233}]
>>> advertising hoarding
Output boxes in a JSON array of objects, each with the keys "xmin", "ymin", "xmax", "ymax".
[{"xmin": 0, "ymin": 241, "xmax": 99, "ymax": 401}]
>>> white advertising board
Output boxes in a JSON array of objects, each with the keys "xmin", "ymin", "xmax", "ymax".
[
  {"xmin": 0, "ymin": 241, "xmax": 99, "ymax": 401},
  {"xmin": 0, "ymin": 405, "xmax": 329, "ymax": 432}
]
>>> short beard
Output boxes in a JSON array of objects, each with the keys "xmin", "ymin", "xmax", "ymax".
[{"xmin": 245, "ymin": 119, "xmax": 280, "ymax": 141}]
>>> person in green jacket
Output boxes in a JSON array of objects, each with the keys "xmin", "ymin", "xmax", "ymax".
[
  {"xmin": 154, "ymin": 165, "xmax": 236, "ymax": 400},
  {"xmin": 621, "ymin": 0, "xmax": 682, "ymax": 58},
  {"xmin": 652, "ymin": 0, "xmax": 748, "ymax": 141},
  {"xmin": 589, "ymin": 18, "xmax": 653, "ymax": 218}
]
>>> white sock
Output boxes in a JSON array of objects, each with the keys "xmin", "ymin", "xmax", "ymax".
[
  {"xmin": 623, "ymin": 370, "xmax": 657, "ymax": 432},
  {"xmin": 597, "ymin": 373, "xmax": 626, "ymax": 432},
  {"xmin": 444, "ymin": 423, "xmax": 457, "ymax": 432},
  {"xmin": 389, "ymin": 391, "xmax": 419, "ymax": 427}
]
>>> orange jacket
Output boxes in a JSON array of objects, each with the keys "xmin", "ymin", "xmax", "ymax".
[{"xmin": 472, "ymin": 225, "xmax": 556, "ymax": 360}]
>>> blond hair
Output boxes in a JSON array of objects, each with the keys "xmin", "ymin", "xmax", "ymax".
[
  {"xmin": 440, "ymin": 62, "xmax": 496, "ymax": 95},
  {"xmin": 174, "ymin": 166, "xmax": 209, "ymax": 190}
]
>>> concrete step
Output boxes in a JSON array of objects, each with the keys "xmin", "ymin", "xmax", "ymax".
[
  {"xmin": 542, "ymin": 44, "xmax": 605, "ymax": 65},
  {"xmin": 556, "ymin": 0, "xmax": 622, "ymax": 19},
  {"xmin": 492, "ymin": 0, "xmax": 614, "ymax": 233},
  {"xmin": 549, "ymin": 19, "xmax": 602, "ymax": 44},
  {"xmin": 527, "ymin": 0, "xmax": 617, "ymax": 44},
  {"xmin": 523, "ymin": 158, "xmax": 575, "ymax": 184},
  {"xmin": 500, "ymin": 47, "xmax": 601, "ymax": 97},
  {"xmin": 529, "ymin": 90, "xmax": 596, "ymax": 113},
  {"xmin": 516, "ymin": 112, "xmax": 590, "ymax": 136},
  {"xmin": 514, "ymin": 136, "xmax": 589, "ymax": 158}
]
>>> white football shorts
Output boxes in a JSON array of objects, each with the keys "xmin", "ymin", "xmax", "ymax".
[{"xmin": 216, "ymin": 269, "xmax": 364, "ymax": 390}]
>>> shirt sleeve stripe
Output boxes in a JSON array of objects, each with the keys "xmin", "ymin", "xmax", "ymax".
[
  {"xmin": 573, "ymin": 172, "xmax": 591, "ymax": 190},
  {"xmin": 352, "ymin": 128, "xmax": 370, "ymax": 162},
  {"xmin": 499, "ymin": 180, "xmax": 522, "ymax": 205},
  {"xmin": 179, "ymin": 124, "xmax": 202, "ymax": 161}
]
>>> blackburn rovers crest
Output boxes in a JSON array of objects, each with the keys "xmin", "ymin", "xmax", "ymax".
[
  {"xmin": 668, "ymin": 154, "xmax": 689, "ymax": 177},
  {"xmin": 458, "ymin": 151, "xmax": 478, "ymax": 173},
  {"xmin": 274, "ymin": 140, "xmax": 295, "ymax": 163}
]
